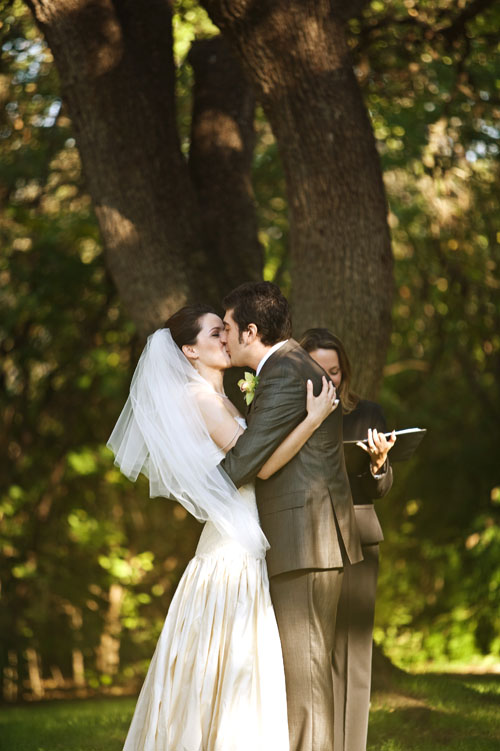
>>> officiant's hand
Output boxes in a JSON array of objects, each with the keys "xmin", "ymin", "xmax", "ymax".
[{"xmin": 357, "ymin": 427, "xmax": 396, "ymax": 474}]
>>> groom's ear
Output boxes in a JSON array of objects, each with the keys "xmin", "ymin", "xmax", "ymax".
[{"xmin": 246, "ymin": 323, "xmax": 259, "ymax": 343}]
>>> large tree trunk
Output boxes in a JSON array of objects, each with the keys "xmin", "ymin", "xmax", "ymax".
[
  {"xmin": 26, "ymin": 0, "xmax": 393, "ymax": 388},
  {"xmin": 188, "ymin": 35, "xmax": 262, "ymax": 410},
  {"xmin": 26, "ymin": 0, "xmax": 205, "ymax": 336},
  {"xmin": 188, "ymin": 36, "xmax": 263, "ymax": 293},
  {"xmin": 25, "ymin": 2, "xmax": 266, "ymax": 334},
  {"xmin": 202, "ymin": 0, "xmax": 393, "ymax": 396}
]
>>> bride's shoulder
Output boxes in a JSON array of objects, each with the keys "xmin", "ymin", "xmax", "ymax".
[
  {"xmin": 192, "ymin": 388, "xmax": 244, "ymax": 446},
  {"xmin": 191, "ymin": 387, "xmax": 238, "ymax": 424}
]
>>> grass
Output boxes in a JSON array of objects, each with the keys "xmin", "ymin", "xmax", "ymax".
[
  {"xmin": 0, "ymin": 696, "xmax": 133, "ymax": 751},
  {"xmin": 0, "ymin": 672, "xmax": 499, "ymax": 751},
  {"xmin": 368, "ymin": 672, "xmax": 500, "ymax": 751}
]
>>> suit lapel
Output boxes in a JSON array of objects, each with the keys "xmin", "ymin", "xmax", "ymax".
[
  {"xmin": 246, "ymin": 390, "xmax": 255, "ymax": 417},
  {"xmin": 248, "ymin": 339, "xmax": 301, "ymax": 419}
]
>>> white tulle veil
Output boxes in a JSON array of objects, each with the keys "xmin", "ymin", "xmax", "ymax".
[{"xmin": 107, "ymin": 328, "xmax": 268, "ymax": 557}]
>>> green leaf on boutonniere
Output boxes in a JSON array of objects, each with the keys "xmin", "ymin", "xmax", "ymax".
[{"xmin": 237, "ymin": 372, "xmax": 259, "ymax": 406}]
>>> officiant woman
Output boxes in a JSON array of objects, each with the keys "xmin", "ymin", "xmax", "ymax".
[{"xmin": 300, "ymin": 328, "xmax": 396, "ymax": 751}]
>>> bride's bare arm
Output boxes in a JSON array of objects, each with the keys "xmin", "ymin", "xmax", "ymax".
[
  {"xmin": 196, "ymin": 394, "xmax": 245, "ymax": 453},
  {"xmin": 198, "ymin": 377, "xmax": 337, "ymax": 473},
  {"xmin": 257, "ymin": 377, "xmax": 337, "ymax": 479}
]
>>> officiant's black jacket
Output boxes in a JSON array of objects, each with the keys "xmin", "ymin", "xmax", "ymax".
[
  {"xmin": 221, "ymin": 339, "xmax": 362, "ymax": 577},
  {"xmin": 343, "ymin": 399, "xmax": 393, "ymax": 546}
]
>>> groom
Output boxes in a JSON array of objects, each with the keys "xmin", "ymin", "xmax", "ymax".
[{"xmin": 220, "ymin": 281, "xmax": 362, "ymax": 751}]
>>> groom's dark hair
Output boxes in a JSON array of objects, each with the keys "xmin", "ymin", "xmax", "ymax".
[{"xmin": 223, "ymin": 282, "xmax": 292, "ymax": 345}]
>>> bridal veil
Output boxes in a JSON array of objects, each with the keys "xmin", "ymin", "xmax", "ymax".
[{"xmin": 107, "ymin": 329, "xmax": 268, "ymax": 558}]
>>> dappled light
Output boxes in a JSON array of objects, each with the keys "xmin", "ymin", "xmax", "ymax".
[{"xmin": 0, "ymin": 6, "xmax": 499, "ymax": 749}]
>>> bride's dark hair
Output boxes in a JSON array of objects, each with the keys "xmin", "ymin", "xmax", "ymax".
[{"xmin": 164, "ymin": 304, "xmax": 218, "ymax": 349}]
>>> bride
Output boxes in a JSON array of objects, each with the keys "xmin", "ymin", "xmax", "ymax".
[{"xmin": 108, "ymin": 304, "xmax": 337, "ymax": 751}]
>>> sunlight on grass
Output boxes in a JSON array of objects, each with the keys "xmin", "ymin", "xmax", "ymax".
[
  {"xmin": 0, "ymin": 674, "xmax": 499, "ymax": 751},
  {"xmin": 368, "ymin": 673, "xmax": 500, "ymax": 751}
]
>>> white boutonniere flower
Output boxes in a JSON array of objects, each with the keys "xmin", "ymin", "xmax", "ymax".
[{"xmin": 238, "ymin": 372, "xmax": 259, "ymax": 406}]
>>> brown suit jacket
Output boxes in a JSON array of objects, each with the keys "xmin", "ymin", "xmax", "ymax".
[{"xmin": 221, "ymin": 339, "xmax": 363, "ymax": 576}]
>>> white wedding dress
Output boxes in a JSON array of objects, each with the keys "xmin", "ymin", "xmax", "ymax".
[{"xmin": 122, "ymin": 417, "xmax": 289, "ymax": 751}]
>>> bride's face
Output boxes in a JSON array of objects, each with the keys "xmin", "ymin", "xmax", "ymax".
[{"xmin": 184, "ymin": 313, "xmax": 231, "ymax": 371}]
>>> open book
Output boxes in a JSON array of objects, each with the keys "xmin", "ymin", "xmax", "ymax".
[{"xmin": 343, "ymin": 428, "xmax": 427, "ymax": 474}]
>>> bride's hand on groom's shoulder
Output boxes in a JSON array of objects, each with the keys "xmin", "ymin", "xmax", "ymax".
[{"xmin": 306, "ymin": 376, "xmax": 339, "ymax": 429}]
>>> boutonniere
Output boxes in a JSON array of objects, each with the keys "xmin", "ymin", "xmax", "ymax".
[{"xmin": 238, "ymin": 372, "xmax": 259, "ymax": 406}]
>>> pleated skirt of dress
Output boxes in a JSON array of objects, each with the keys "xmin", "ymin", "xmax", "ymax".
[{"xmin": 122, "ymin": 527, "xmax": 289, "ymax": 751}]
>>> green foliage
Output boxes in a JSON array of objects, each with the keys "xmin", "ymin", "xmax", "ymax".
[
  {"xmin": 0, "ymin": 0, "xmax": 499, "ymax": 699},
  {"xmin": 229, "ymin": 0, "xmax": 500, "ymax": 667},
  {"xmin": 0, "ymin": 1, "xmax": 201, "ymax": 694},
  {"xmin": 350, "ymin": 0, "xmax": 500, "ymax": 669}
]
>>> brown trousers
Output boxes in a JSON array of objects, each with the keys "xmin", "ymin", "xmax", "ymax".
[
  {"xmin": 270, "ymin": 568, "xmax": 343, "ymax": 751},
  {"xmin": 332, "ymin": 544, "xmax": 380, "ymax": 751}
]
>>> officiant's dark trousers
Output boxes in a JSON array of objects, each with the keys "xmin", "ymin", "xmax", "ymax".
[{"xmin": 270, "ymin": 567, "xmax": 343, "ymax": 751}]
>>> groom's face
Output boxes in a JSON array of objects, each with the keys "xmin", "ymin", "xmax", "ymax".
[{"xmin": 222, "ymin": 309, "xmax": 250, "ymax": 367}]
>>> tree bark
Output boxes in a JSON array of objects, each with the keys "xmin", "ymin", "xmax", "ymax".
[
  {"xmin": 188, "ymin": 35, "xmax": 262, "ymax": 410},
  {"xmin": 188, "ymin": 36, "xmax": 263, "ymax": 295},
  {"xmin": 96, "ymin": 582, "xmax": 124, "ymax": 676},
  {"xmin": 25, "ymin": 0, "xmax": 393, "ymax": 390},
  {"xmin": 63, "ymin": 602, "xmax": 87, "ymax": 687},
  {"xmin": 26, "ymin": 647, "xmax": 45, "ymax": 699},
  {"xmin": 25, "ymin": 2, "xmax": 268, "ymax": 333},
  {"xmin": 25, "ymin": 0, "xmax": 204, "ymax": 336},
  {"xmin": 202, "ymin": 0, "xmax": 394, "ymax": 396},
  {"xmin": 72, "ymin": 648, "xmax": 86, "ymax": 688}
]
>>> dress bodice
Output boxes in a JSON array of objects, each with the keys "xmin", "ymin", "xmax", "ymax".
[{"xmin": 196, "ymin": 414, "xmax": 260, "ymax": 559}]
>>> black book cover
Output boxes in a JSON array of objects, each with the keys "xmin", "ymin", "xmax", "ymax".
[{"xmin": 343, "ymin": 428, "xmax": 427, "ymax": 474}]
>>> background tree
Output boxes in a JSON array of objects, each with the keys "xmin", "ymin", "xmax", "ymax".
[
  {"xmin": 23, "ymin": 0, "xmax": 395, "ymax": 394},
  {"xmin": 351, "ymin": 0, "xmax": 500, "ymax": 668},
  {"xmin": 1, "ymin": 0, "xmax": 499, "ymax": 700},
  {"xmin": 202, "ymin": 0, "xmax": 394, "ymax": 396},
  {"xmin": 21, "ymin": 0, "xmax": 264, "ymax": 337}
]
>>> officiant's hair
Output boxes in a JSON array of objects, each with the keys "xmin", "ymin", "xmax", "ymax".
[
  {"xmin": 300, "ymin": 328, "xmax": 359, "ymax": 413},
  {"xmin": 164, "ymin": 304, "xmax": 218, "ymax": 349},
  {"xmin": 223, "ymin": 281, "xmax": 292, "ymax": 346}
]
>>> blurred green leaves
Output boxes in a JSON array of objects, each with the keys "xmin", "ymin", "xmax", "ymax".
[{"xmin": 0, "ymin": 0, "xmax": 499, "ymax": 692}]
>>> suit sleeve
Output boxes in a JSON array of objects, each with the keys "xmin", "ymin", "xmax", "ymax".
[
  {"xmin": 220, "ymin": 366, "xmax": 306, "ymax": 487},
  {"xmin": 357, "ymin": 403, "xmax": 393, "ymax": 500},
  {"xmin": 360, "ymin": 460, "xmax": 393, "ymax": 499}
]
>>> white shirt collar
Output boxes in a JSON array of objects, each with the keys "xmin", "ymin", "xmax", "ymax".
[{"xmin": 256, "ymin": 340, "xmax": 288, "ymax": 376}]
